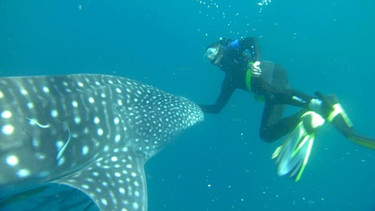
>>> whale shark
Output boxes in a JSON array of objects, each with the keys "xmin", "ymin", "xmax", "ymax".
[{"xmin": 0, "ymin": 74, "xmax": 203, "ymax": 210}]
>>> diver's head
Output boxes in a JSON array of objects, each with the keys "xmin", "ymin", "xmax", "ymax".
[{"xmin": 204, "ymin": 39, "xmax": 227, "ymax": 65}]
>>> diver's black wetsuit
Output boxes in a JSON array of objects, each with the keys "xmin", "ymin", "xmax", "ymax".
[{"xmin": 200, "ymin": 37, "xmax": 314, "ymax": 142}]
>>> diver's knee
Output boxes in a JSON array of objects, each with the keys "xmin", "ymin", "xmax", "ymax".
[{"xmin": 259, "ymin": 130, "xmax": 277, "ymax": 143}]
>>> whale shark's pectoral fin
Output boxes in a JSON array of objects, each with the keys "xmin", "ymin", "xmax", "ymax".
[
  {"xmin": 0, "ymin": 74, "xmax": 204, "ymax": 210},
  {"xmin": 55, "ymin": 147, "xmax": 147, "ymax": 211}
]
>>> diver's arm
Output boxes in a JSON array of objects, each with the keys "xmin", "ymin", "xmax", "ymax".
[{"xmin": 199, "ymin": 78, "xmax": 235, "ymax": 114}]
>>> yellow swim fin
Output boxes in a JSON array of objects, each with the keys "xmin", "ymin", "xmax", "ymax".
[
  {"xmin": 347, "ymin": 134, "xmax": 375, "ymax": 150},
  {"xmin": 272, "ymin": 111, "xmax": 325, "ymax": 182},
  {"xmin": 323, "ymin": 99, "xmax": 375, "ymax": 150}
]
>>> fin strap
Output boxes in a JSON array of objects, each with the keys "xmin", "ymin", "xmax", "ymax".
[{"xmin": 326, "ymin": 103, "xmax": 353, "ymax": 127}]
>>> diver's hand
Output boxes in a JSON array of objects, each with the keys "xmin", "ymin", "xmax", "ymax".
[{"xmin": 248, "ymin": 61, "xmax": 261, "ymax": 77}]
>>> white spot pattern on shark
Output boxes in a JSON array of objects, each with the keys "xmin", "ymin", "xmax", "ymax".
[{"xmin": 0, "ymin": 74, "xmax": 203, "ymax": 210}]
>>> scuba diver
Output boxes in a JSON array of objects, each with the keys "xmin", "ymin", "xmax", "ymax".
[{"xmin": 200, "ymin": 37, "xmax": 375, "ymax": 181}]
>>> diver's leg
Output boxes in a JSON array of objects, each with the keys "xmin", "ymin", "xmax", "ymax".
[
  {"xmin": 259, "ymin": 102, "xmax": 305, "ymax": 143},
  {"xmin": 312, "ymin": 93, "xmax": 353, "ymax": 134}
]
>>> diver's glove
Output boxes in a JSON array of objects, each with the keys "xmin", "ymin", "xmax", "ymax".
[{"xmin": 248, "ymin": 61, "xmax": 261, "ymax": 77}]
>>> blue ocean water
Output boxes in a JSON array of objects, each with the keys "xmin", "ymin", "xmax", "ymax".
[{"xmin": 1, "ymin": 0, "xmax": 375, "ymax": 210}]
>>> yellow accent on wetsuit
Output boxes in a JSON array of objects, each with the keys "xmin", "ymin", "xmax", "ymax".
[{"xmin": 245, "ymin": 68, "xmax": 252, "ymax": 91}]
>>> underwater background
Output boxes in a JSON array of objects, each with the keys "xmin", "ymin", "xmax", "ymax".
[{"xmin": 1, "ymin": 0, "xmax": 375, "ymax": 210}]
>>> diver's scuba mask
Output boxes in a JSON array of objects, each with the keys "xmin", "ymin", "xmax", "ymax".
[
  {"xmin": 205, "ymin": 39, "xmax": 227, "ymax": 65},
  {"xmin": 205, "ymin": 47, "xmax": 219, "ymax": 60},
  {"xmin": 205, "ymin": 46, "xmax": 224, "ymax": 65}
]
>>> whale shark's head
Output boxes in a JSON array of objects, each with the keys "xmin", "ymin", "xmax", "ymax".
[{"xmin": 0, "ymin": 74, "xmax": 203, "ymax": 210}]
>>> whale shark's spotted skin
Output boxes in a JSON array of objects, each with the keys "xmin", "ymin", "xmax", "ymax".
[{"xmin": 0, "ymin": 74, "xmax": 203, "ymax": 210}]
